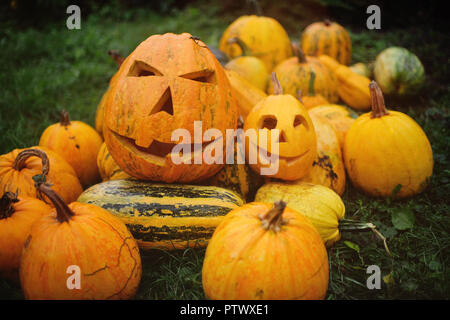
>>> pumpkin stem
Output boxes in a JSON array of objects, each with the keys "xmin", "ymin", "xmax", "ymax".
[
  {"xmin": 324, "ymin": 19, "xmax": 332, "ymax": 26},
  {"xmin": 33, "ymin": 177, "xmax": 74, "ymax": 223},
  {"xmin": 227, "ymin": 37, "xmax": 250, "ymax": 56},
  {"xmin": 108, "ymin": 50, "xmax": 125, "ymax": 67},
  {"xmin": 271, "ymin": 72, "xmax": 283, "ymax": 95},
  {"xmin": 60, "ymin": 109, "xmax": 71, "ymax": 126},
  {"xmin": 249, "ymin": 0, "xmax": 263, "ymax": 16},
  {"xmin": 12, "ymin": 149, "xmax": 50, "ymax": 177},
  {"xmin": 369, "ymin": 81, "xmax": 389, "ymax": 118},
  {"xmin": 292, "ymin": 42, "xmax": 307, "ymax": 63},
  {"xmin": 0, "ymin": 192, "xmax": 19, "ymax": 220},
  {"xmin": 260, "ymin": 201, "xmax": 287, "ymax": 232}
]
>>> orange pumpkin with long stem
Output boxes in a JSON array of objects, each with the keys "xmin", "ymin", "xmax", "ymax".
[
  {"xmin": 202, "ymin": 201, "xmax": 329, "ymax": 300},
  {"xmin": 0, "ymin": 148, "xmax": 82, "ymax": 204},
  {"xmin": 103, "ymin": 33, "xmax": 238, "ymax": 183},
  {"xmin": 20, "ymin": 179, "xmax": 142, "ymax": 300},
  {"xmin": 0, "ymin": 192, "xmax": 51, "ymax": 282},
  {"xmin": 39, "ymin": 110, "xmax": 103, "ymax": 187}
]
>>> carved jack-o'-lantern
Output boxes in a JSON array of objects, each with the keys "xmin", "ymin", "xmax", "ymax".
[
  {"xmin": 244, "ymin": 73, "xmax": 317, "ymax": 180},
  {"xmin": 103, "ymin": 33, "xmax": 238, "ymax": 183}
]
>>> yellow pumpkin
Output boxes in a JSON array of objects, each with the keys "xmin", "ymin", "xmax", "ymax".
[
  {"xmin": 202, "ymin": 201, "xmax": 329, "ymax": 299},
  {"xmin": 298, "ymin": 111, "xmax": 346, "ymax": 195},
  {"xmin": 301, "ymin": 19, "xmax": 352, "ymax": 65},
  {"xmin": 344, "ymin": 81, "xmax": 433, "ymax": 198},
  {"xmin": 268, "ymin": 45, "xmax": 338, "ymax": 103},
  {"xmin": 244, "ymin": 73, "xmax": 317, "ymax": 180},
  {"xmin": 225, "ymin": 69, "xmax": 267, "ymax": 118},
  {"xmin": 97, "ymin": 143, "xmax": 131, "ymax": 181},
  {"xmin": 255, "ymin": 182, "xmax": 345, "ymax": 246},
  {"xmin": 309, "ymin": 104, "xmax": 356, "ymax": 148},
  {"xmin": 299, "ymin": 71, "xmax": 330, "ymax": 109},
  {"xmin": 219, "ymin": 15, "xmax": 293, "ymax": 71},
  {"xmin": 224, "ymin": 37, "xmax": 269, "ymax": 91},
  {"xmin": 318, "ymin": 55, "xmax": 371, "ymax": 110}
]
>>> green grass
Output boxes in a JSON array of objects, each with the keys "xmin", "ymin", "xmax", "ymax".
[{"xmin": 0, "ymin": 2, "xmax": 449, "ymax": 300}]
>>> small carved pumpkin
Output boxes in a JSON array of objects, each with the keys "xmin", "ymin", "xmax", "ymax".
[
  {"xmin": 104, "ymin": 33, "xmax": 238, "ymax": 183},
  {"xmin": 39, "ymin": 110, "xmax": 103, "ymax": 187},
  {"xmin": 20, "ymin": 181, "xmax": 142, "ymax": 300},
  {"xmin": 344, "ymin": 81, "xmax": 433, "ymax": 198},
  {"xmin": 224, "ymin": 37, "xmax": 269, "ymax": 91},
  {"xmin": 268, "ymin": 45, "xmax": 338, "ymax": 103},
  {"xmin": 0, "ymin": 148, "xmax": 83, "ymax": 204},
  {"xmin": 301, "ymin": 19, "xmax": 352, "ymax": 65},
  {"xmin": 0, "ymin": 192, "xmax": 51, "ymax": 282},
  {"xmin": 244, "ymin": 73, "xmax": 317, "ymax": 180},
  {"xmin": 202, "ymin": 201, "xmax": 329, "ymax": 299},
  {"xmin": 219, "ymin": 15, "xmax": 293, "ymax": 71},
  {"xmin": 97, "ymin": 143, "xmax": 131, "ymax": 181}
]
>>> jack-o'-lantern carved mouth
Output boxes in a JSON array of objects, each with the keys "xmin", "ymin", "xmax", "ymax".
[
  {"xmin": 248, "ymin": 140, "xmax": 311, "ymax": 166},
  {"xmin": 111, "ymin": 130, "xmax": 222, "ymax": 167}
]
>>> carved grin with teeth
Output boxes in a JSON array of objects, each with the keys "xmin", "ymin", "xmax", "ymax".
[
  {"xmin": 244, "ymin": 73, "xmax": 317, "ymax": 180},
  {"xmin": 103, "ymin": 33, "xmax": 237, "ymax": 183}
]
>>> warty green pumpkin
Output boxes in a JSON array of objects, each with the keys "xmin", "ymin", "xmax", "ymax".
[{"xmin": 77, "ymin": 180, "xmax": 244, "ymax": 250}]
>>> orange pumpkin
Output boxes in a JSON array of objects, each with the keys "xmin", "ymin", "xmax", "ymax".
[
  {"xmin": 104, "ymin": 33, "xmax": 238, "ymax": 183},
  {"xmin": 245, "ymin": 73, "xmax": 317, "ymax": 180},
  {"xmin": 0, "ymin": 147, "xmax": 83, "ymax": 204},
  {"xmin": 0, "ymin": 192, "xmax": 52, "ymax": 282},
  {"xmin": 301, "ymin": 19, "xmax": 352, "ymax": 65},
  {"xmin": 20, "ymin": 181, "xmax": 142, "ymax": 300},
  {"xmin": 202, "ymin": 201, "xmax": 329, "ymax": 300},
  {"xmin": 299, "ymin": 71, "xmax": 329, "ymax": 109},
  {"xmin": 298, "ymin": 111, "xmax": 346, "ymax": 195},
  {"xmin": 268, "ymin": 45, "xmax": 338, "ymax": 103},
  {"xmin": 97, "ymin": 143, "xmax": 131, "ymax": 181},
  {"xmin": 39, "ymin": 110, "xmax": 103, "ymax": 187}
]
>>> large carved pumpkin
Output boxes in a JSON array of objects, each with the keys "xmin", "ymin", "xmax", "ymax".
[
  {"xmin": 202, "ymin": 201, "xmax": 329, "ymax": 299},
  {"xmin": 268, "ymin": 45, "xmax": 338, "ymax": 103},
  {"xmin": 244, "ymin": 73, "xmax": 317, "ymax": 180},
  {"xmin": 219, "ymin": 15, "xmax": 293, "ymax": 71},
  {"xmin": 103, "ymin": 33, "xmax": 238, "ymax": 183},
  {"xmin": 0, "ymin": 192, "xmax": 51, "ymax": 282},
  {"xmin": 0, "ymin": 147, "xmax": 82, "ymax": 204},
  {"xmin": 39, "ymin": 110, "xmax": 103, "ymax": 187},
  {"xmin": 301, "ymin": 19, "xmax": 352, "ymax": 65},
  {"xmin": 344, "ymin": 81, "xmax": 433, "ymax": 198},
  {"xmin": 20, "ymin": 181, "xmax": 142, "ymax": 300}
]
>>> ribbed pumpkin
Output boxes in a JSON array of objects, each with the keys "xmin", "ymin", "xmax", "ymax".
[
  {"xmin": 20, "ymin": 180, "xmax": 142, "ymax": 300},
  {"xmin": 0, "ymin": 147, "xmax": 82, "ymax": 204},
  {"xmin": 309, "ymin": 104, "xmax": 357, "ymax": 148},
  {"xmin": 344, "ymin": 81, "xmax": 433, "ymax": 198},
  {"xmin": 225, "ymin": 69, "xmax": 267, "ymax": 118},
  {"xmin": 202, "ymin": 201, "xmax": 329, "ymax": 299},
  {"xmin": 299, "ymin": 111, "xmax": 346, "ymax": 195},
  {"xmin": 245, "ymin": 73, "xmax": 317, "ymax": 180},
  {"xmin": 219, "ymin": 15, "xmax": 293, "ymax": 71},
  {"xmin": 103, "ymin": 33, "xmax": 237, "ymax": 183},
  {"xmin": 373, "ymin": 47, "xmax": 425, "ymax": 96},
  {"xmin": 299, "ymin": 71, "xmax": 330, "ymax": 109},
  {"xmin": 319, "ymin": 55, "xmax": 371, "ymax": 110},
  {"xmin": 39, "ymin": 110, "xmax": 103, "ymax": 187},
  {"xmin": 95, "ymin": 50, "xmax": 124, "ymax": 137},
  {"xmin": 254, "ymin": 182, "xmax": 345, "ymax": 246},
  {"xmin": 97, "ymin": 143, "xmax": 131, "ymax": 181},
  {"xmin": 0, "ymin": 192, "xmax": 51, "ymax": 282},
  {"xmin": 224, "ymin": 37, "xmax": 269, "ymax": 91},
  {"xmin": 301, "ymin": 19, "xmax": 352, "ymax": 65},
  {"xmin": 268, "ymin": 45, "xmax": 338, "ymax": 103},
  {"xmin": 77, "ymin": 180, "xmax": 244, "ymax": 250}
]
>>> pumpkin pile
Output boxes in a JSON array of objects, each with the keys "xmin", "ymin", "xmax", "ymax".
[{"xmin": 0, "ymin": 13, "xmax": 432, "ymax": 301}]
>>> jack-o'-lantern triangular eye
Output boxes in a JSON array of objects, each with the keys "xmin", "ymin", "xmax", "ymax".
[
  {"xmin": 128, "ymin": 60, "xmax": 163, "ymax": 77},
  {"xmin": 294, "ymin": 115, "xmax": 309, "ymax": 130},
  {"xmin": 179, "ymin": 70, "xmax": 216, "ymax": 84},
  {"xmin": 260, "ymin": 115, "xmax": 277, "ymax": 130}
]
